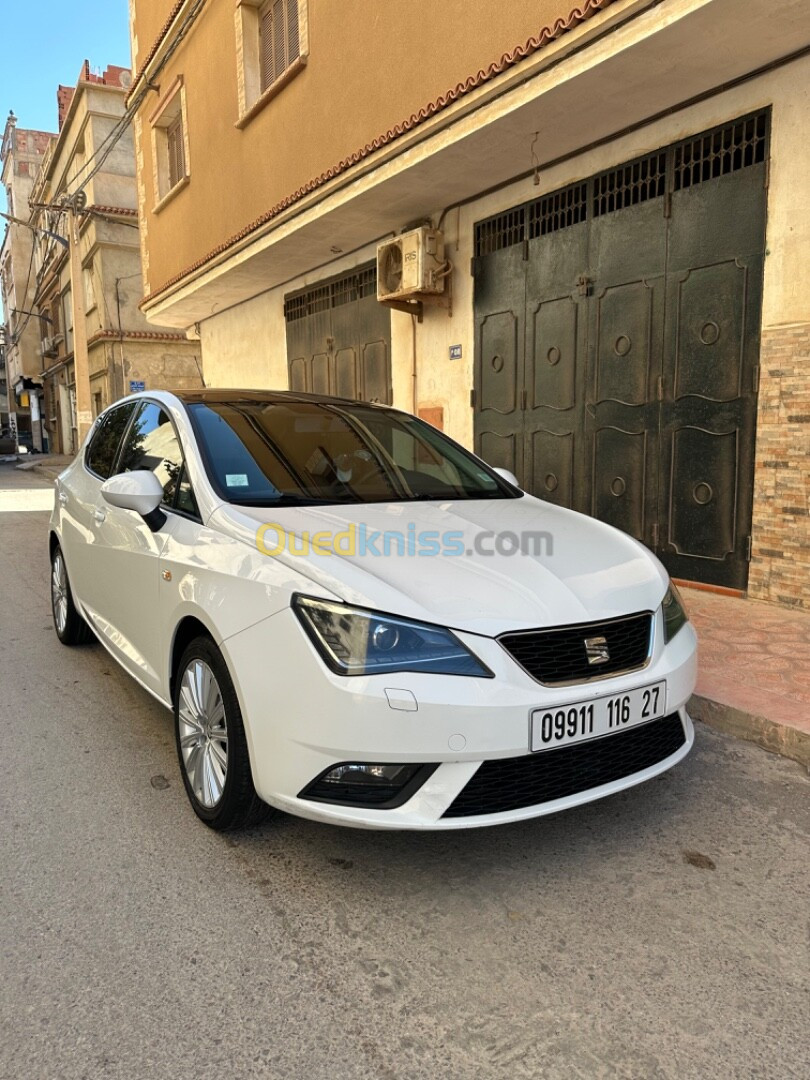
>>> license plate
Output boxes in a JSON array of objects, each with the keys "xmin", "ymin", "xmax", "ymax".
[{"xmin": 530, "ymin": 681, "xmax": 667, "ymax": 753}]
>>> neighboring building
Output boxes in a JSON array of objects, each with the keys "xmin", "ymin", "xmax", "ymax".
[
  {"xmin": 129, "ymin": 0, "xmax": 810, "ymax": 608},
  {"xmin": 29, "ymin": 61, "xmax": 202, "ymax": 455},
  {"xmin": 1, "ymin": 112, "xmax": 55, "ymax": 450}
]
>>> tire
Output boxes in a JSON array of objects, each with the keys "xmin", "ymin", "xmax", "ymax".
[
  {"xmin": 51, "ymin": 543, "xmax": 94, "ymax": 646},
  {"xmin": 173, "ymin": 636, "xmax": 269, "ymax": 831}
]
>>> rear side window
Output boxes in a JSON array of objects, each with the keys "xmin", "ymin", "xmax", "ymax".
[
  {"xmin": 85, "ymin": 402, "xmax": 138, "ymax": 479},
  {"xmin": 116, "ymin": 401, "xmax": 198, "ymax": 517}
]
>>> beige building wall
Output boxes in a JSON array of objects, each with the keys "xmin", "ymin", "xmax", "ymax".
[{"xmin": 130, "ymin": 0, "xmax": 590, "ymax": 297}]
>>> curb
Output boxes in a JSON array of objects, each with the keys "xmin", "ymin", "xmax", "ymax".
[{"xmin": 689, "ymin": 693, "xmax": 810, "ymax": 773}]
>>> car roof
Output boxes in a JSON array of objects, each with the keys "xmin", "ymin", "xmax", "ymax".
[{"xmin": 173, "ymin": 389, "xmax": 387, "ymax": 408}]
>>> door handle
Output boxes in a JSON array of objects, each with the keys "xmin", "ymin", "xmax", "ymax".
[{"xmin": 93, "ymin": 508, "xmax": 107, "ymax": 524}]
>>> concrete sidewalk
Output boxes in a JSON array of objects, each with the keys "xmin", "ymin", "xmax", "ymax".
[
  {"xmin": 684, "ymin": 585, "xmax": 810, "ymax": 771},
  {"xmin": 15, "ymin": 454, "xmax": 72, "ymax": 482}
]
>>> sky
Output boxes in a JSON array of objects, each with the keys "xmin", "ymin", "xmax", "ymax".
[{"xmin": 0, "ymin": 2, "xmax": 132, "ymax": 135}]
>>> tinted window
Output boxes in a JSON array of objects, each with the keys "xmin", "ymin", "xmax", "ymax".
[
  {"xmin": 117, "ymin": 401, "xmax": 198, "ymax": 515},
  {"xmin": 85, "ymin": 402, "xmax": 138, "ymax": 479},
  {"xmin": 188, "ymin": 400, "xmax": 517, "ymax": 507}
]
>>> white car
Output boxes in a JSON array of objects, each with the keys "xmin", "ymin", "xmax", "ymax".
[{"xmin": 49, "ymin": 390, "xmax": 697, "ymax": 831}]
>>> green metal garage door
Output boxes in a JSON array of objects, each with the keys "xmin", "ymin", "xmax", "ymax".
[
  {"xmin": 285, "ymin": 263, "xmax": 392, "ymax": 405},
  {"xmin": 473, "ymin": 110, "xmax": 768, "ymax": 590}
]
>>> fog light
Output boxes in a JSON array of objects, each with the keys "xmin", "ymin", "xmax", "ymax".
[
  {"xmin": 299, "ymin": 761, "xmax": 438, "ymax": 809},
  {"xmin": 323, "ymin": 763, "xmax": 411, "ymax": 785}
]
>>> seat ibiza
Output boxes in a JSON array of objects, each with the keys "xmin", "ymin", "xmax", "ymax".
[{"xmin": 49, "ymin": 390, "xmax": 697, "ymax": 830}]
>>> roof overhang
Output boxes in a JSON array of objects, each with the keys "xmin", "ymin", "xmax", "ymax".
[{"xmin": 142, "ymin": 0, "xmax": 810, "ymax": 329}]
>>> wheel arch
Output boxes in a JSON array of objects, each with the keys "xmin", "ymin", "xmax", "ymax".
[{"xmin": 169, "ymin": 615, "xmax": 216, "ymax": 704}]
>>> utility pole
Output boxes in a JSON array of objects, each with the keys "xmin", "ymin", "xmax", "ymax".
[{"xmin": 65, "ymin": 195, "xmax": 93, "ymax": 444}]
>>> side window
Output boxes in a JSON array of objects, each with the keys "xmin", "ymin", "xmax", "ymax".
[
  {"xmin": 85, "ymin": 402, "xmax": 138, "ymax": 479},
  {"xmin": 116, "ymin": 402, "xmax": 199, "ymax": 517}
]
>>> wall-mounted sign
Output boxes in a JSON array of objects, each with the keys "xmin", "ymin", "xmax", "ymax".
[
  {"xmin": 449, "ymin": 344, "xmax": 462, "ymax": 360},
  {"xmin": 129, "ymin": 380, "xmax": 145, "ymax": 393}
]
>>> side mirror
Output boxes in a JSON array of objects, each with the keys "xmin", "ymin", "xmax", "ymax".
[
  {"xmin": 101, "ymin": 471, "xmax": 166, "ymax": 531},
  {"xmin": 492, "ymin": 467, "xmax": 521, "ymax": 489}
]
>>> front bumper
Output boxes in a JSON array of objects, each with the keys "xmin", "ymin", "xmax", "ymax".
[{"xmin": 223, "ymin": 606, "xmax": 698, "ymax": 830}]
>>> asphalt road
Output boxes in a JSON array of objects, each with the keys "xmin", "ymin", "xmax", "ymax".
[{"xmin": 1, "ymin": 461, "xmax": 808, "ymax": 1080}]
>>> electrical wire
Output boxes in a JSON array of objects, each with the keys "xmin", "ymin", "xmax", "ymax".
[{"xmin": 64, "ymin": 0, "xmax": 209, "ymax": 197}]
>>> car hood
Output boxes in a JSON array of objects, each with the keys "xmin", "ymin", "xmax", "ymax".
[{"xmin": 211, "ymin": 495, "xmax": 668, "ymax": 636}]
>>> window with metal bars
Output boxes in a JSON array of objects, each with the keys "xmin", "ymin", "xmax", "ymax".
[
  {"xmin": 474, "ymin": 208, "xmax": 525, "ymax": 257},
  {"xmin": 260, "ymin": 0, "xmax": 300, "ymax": 93},
  {"xmin": 166, "ymin": 113, "xmax": 186, "ymax": 190},
  {"xmin": 592, "ymin": 151, "xmax": 667, "ymax": 218},
  {"xmin": 284, "ymin": 267, "xmax": 378, "ymax": 323},
  {"xmin": 528, "ymin": 182, "xmax": 588, "ymax": 238},
  {"xmin": 673, "ymin": 110, "xmax": 768, "ymax": 191}
]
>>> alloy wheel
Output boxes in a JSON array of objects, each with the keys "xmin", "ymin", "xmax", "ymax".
[
  {"xmin": 178, "ymin": 659, "xmax": 229, "ymax": 808},
  {"xmin": 51, "ymin": 551, "xmax": 68, "ymax": 634}
]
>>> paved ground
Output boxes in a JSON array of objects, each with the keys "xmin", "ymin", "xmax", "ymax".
[
  {"xmin": 685, "ymin": 586, "xmax": 810, "ymax": 767},
  {"xmin": 1, "ymin": 461, "xmax": 808, "ymax": 1080}
]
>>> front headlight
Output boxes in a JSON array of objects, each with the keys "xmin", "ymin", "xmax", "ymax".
[
  {"xmin": 293, "ymin": 595, "xmax": 493, "ymax": 677},
  {"xmin": 661, "ymin": 583, "xmax": 688, "ymax": 643}
]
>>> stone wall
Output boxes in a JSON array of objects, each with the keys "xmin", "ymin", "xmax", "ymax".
[{"xmin": 749, "ymin": 323, "xmax": 810, "ymax": 608}]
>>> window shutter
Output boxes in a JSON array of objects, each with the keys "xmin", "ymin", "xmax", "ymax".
[
  {"xmin": 260, "ymin": 3, "xmax": 274, "ymax": 92},
  {"xmin": 260, "ymin": 0, "xmax": 300, "ymax": 93},
  {"xmin": 167, "ymin": 113, "xmax": 185, "ymax": 189}
]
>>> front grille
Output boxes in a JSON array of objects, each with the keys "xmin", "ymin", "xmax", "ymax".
[
  {"xmin": 442, "ymin": 713, "xmax": 686, "ymax": 818},
  {"xmin": 499, "ymin": 612, "xmax": 652, "ymax": 686}
]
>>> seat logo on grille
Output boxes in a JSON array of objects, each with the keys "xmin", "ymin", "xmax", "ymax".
[{"xmin": 584, "ymin": 635, "xmax": 610, "ymax": 665}]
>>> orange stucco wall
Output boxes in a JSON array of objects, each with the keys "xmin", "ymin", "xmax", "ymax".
[{"xmin": 132, "ymin": 0, "xmax": 585, "ymax": 296}]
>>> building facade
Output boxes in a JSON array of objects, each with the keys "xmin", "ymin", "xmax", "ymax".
[
  {"xmin": 1, "ymin": 113, "xmax": 55, "ymax": 450},
  {"xmin": 26, "ymin": 62, "xmax": 203, "ymax": 455},
  {"xmin": 129, "ymin": 0, "xmax": 810, "ymax": 607}
]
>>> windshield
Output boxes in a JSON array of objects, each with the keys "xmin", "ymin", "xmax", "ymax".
[{"xmin": 187, "ymin": 400, "xmax": 520, "ymax": 506}]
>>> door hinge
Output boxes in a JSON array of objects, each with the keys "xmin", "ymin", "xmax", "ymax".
[
  {"xmin": 657, "ymin": 375, "xmax": 664, "ymax": 401},
  {"xmin": 520, "ymin": 388, "xmax": 528, "ymax": 410},
  {"xmin": 470, "ymin": 388, "xmax": 476, "ymax": 409},
  {"xmin": 764, "ymin": 156, "xmax": 770, "ymax": 190},
  {"xmin": 575, "ymin": 274, "xmax": 592, "ymax": 297},
  {"xmin": 752, "ymin": 364, "xmax": 760, "ymax": 393},
  {"xmin": 651, "ymin": 522, "xmax": 660, "ymax": 549},
  {"xmin": 745, "ymin": 535, "xmax": 753, "ymax": 562},
  {"xmin": 664, "ymin": 191, "xmax": 672, "ymax": 218}
]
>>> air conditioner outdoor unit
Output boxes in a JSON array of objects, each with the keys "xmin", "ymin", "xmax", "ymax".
[{"xmin": 377, "ymin": 227, "xmax": 447, "ymax": 301}]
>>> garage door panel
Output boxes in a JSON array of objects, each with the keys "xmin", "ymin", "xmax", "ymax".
[
  {"xmin": 591, "ymin": 426, "xmax": 648, "ymax": 542},
  {"xmin": 666, "ymin": 426, "xmax": 738, "ymax": 562},
  {"xmin": 527, "ymin": 429, "xmax": 574, "ymax": 508},
  {"xmin": 528, "ymin": 296, "xmax": 579, "ymax": 412},
  {"xmin": 478, "ymin": 431, "xmax": 518, "ymax": 477},
  {"xmin": 478, "ymin": 310, "xmax": 520, "ymax": 417},
  {"xmin": 311, "ymin": 352, "xmax": 331, "ymax": 396},
  {"xmin": 288, "ymin": 355, "xmax": 308, "ymax": 392},
  {"xmin": 361, "ymin": 340, "xmax": 391, "ymax": 404},
  {"xmin": 592, "ymin": 280, "xmax": 659, "ymax": 407},
  {"xmin": 672, "ymin": 260, "xmax": 748, "ymax": 402},
  {"xmin": 334, "ymin": 347, "xmax": 359, "ymax": 400}
]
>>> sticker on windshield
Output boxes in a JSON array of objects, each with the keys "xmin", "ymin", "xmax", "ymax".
[{"xmin": 225, "ymin": 474, "xmax": 249, "ymax": 487}]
